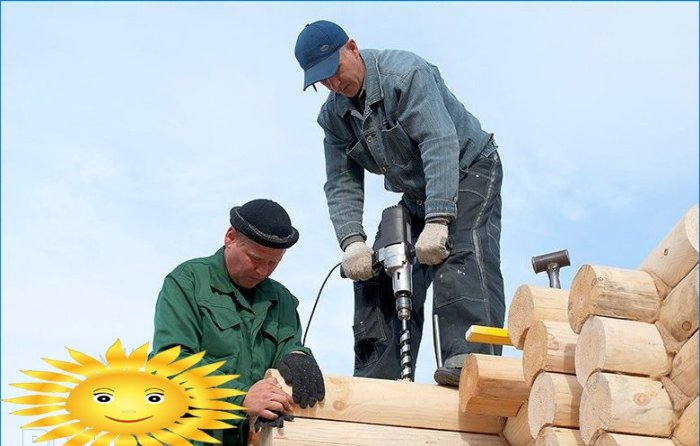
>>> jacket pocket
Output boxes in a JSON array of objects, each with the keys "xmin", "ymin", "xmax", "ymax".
[
  {"xmin": 381, "ymin": 120, "xmax": 415, "ymax": 166},
  {"xmin": 199, "ymin": 301, "xmax": 242, "ymax": 361},
  {"xmin": 352, "ymin": 307, "xmax": 387, "ymax": 368},
  {"xmin": 347, "ymin": 140, "xmax": 381, "ymax": 173}
]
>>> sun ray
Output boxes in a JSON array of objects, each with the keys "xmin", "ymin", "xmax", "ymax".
[
  {"xmin": 152, "ymin": 429, "xmax": 193, "ymax": 446},
  {"xmin": 126, "ymin": 342, "xmax": 150, "ymax": 369},
  {"xmin": 196, "ymin": 375, "xmax": 239, "ymax": 389},
  {"xmin": 144, "ymin": 345, "xmax": 181, "ymax": 372},
  {"xmin": 22, "ymin": 412, "xmax": 74, "ymax": 428},
  {"xmin": 188, "ymin": 409, "xmax": 244, "ymax": 421},
  {"xmin": 63, "ymin": 428, "xmax": 102, "ymax": 446},
  {"xmin": 66, "ymin": 347, "xmax": 107, "ymax": 369},
  {"xmin": 188, "ymin": 387, "xmax": 245, "ymax": 401},
  {"xmin": 105, "ymin": 340, "xmax": 131, "ymax": 370},
  {"xmin": 135, "ymin": 432, "xmax": 163, "ymax": 446},
  {"xmin": 175, "ymin": 361, "xmax": 226, "ymax": 381},
  {"xmin": 22, "ymin": 370, "xmax": 81, "ymax": 384},
  {"xmin": 4, "ymin": 394, "xmax": 66, "ymax": 405},
  {"xmin": 12, "ymin": 382, "xmax": 74, "ymax": 393},
  {"xmin": 187, "ymin": 397, "xmax": 244, "ymax": 411},
  {"xmin": 169, "ymin": 420, "xmax": 220, "ymax": 443},
  {"xmin": 153, "ymin": 351, "xmax": 206, "ymax": 377},
  {"xmin": 115, "ymin": 433, "xmax": 138, "ymax": 446},
  {"xmin": 92, "ymin": 432, "xmax": 118, "ymax": 446},
  {"xmin": 36, "ymin": 420, "xmax": 85, "ymax": 442},
  {"xmin": 11, "ymin": 404, "xmax": 65, "ymax": 416},
  {"xmin": 42, "ymin": 357, "xmax": 104, "ymax": 377}
]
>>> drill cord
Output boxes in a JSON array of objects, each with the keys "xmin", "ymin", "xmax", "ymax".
[{"xmin": 302, "ymin": 262, "xmax": 342, "ymax": 346}]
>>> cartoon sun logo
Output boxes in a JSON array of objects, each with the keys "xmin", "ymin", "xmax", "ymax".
[{"xmin": 4, "ymin": 340, "xmax": 245, "ymax": 445}]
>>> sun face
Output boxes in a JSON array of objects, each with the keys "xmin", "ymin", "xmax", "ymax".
[{"xmin": 4, "ymin": 340, "xmax": 245, "ymax": 446}]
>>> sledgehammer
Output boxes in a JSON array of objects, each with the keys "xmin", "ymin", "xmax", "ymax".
[{"xmin": 531, "ymin": 249, "xmax": 570, "ymax": 289}]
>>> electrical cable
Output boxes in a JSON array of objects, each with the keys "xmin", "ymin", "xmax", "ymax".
[{"xmin": 302, "ymin": 262, "xmax": 341, "ymax": 346}]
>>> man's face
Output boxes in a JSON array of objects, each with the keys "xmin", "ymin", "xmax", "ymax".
[
  {"xmin": 223, "ymin": 228, "xmax": 285, "ymax": 289},
  {"xmin": 320, "ymin": 40, "xmax": 365, "ymax": 98}
]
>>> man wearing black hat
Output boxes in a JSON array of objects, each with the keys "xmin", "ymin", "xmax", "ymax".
[
  {"xmin": 294, "ymin": 21, "xmax": 505, "ymax": 387},
  {"xmin": 151, "ymin": 199, "xmax": 324, "ymax": 445}
]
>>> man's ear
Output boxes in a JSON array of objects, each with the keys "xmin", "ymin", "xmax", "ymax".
[
  {"xmin": 224, "ymin": 227, "xmax": 237, "ymax": 246},
  {"xmin": 346, "ymin": 39, "xmax": 360, "ymax": 55}
]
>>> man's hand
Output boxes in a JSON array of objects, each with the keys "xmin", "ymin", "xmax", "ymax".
[
  {"xmin": 253, "ymin": 412, "xmax": 295, "ymax": 432},
  {"xmin": 243, "ymin": 377, "xmax": 294, "ymax": 420},
  {"xmin": 277, "ymin": 353, "xmax": 325, "ymax": 408},
  {"xmin": 342, "ymin": 241, "xmax": 374, "ymax": 281},
  {"xmin": 415, "ymin": 221, "xmax": 450, "ymax": 265}
]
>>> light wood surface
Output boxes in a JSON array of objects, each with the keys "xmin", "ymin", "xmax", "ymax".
[
  {"xmin": 264, "ymin": 369, "xmax": 504, "ymax": 434},
  {"xmin": 523, "ymin": 320, "xmax": 578, "ymax": 386},
  {"xmin": 528, "ymin": 373, "xmax": 582, "ymax": 437},
  {"xmin": 459, "ymin": 354, "xmax": 530, "ymax": 417},
  {"xmin": 568, "ymin": 264, "xmax": 663, "ymax": 333},
  {"xmin": 639, "ymin": 204, "xmax": 699, "ymax": 289},
  {"xmin": 673, "ymin": 396, "xmax": 699, "ymax": 446},
  {"xmin": 669, "ymin": 330, "xmax": 699, "ymax": 399},
  {"xmin": 593, "ymin": 432, "xmax": 675, "ymax": 446},
  {"xmin": 575, "ymin": 316, "xmax": 671, "ymax": 385},
  {"xmin": 260, "ymin": 417, "xmax": 507, "ymax": 446},
  {"xmin": 657, "ymin": 264, "xmax": 699, "ymax": 349},
  {"xmin": 503, "ymin": 401, "xmax": 535, "ymax": 446},
  {"xmin": 508, "ymin": 285, "xmax": 569, "ymax": 349},
  {"xmin": 534, "ymin": 427, "xmax": 584, "ymax": 446},
  {"xmin": 579, "ymin": 372, "xmax": 674, "ymax": 444}
]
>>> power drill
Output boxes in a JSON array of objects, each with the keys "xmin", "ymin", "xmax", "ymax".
[{"xmin": 372, "ymin": 205, "xmax": 415, "ymax": 381}]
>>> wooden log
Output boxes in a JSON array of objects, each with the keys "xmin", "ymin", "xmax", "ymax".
[
  {"xmin": 575, "ymin": 316, "xmax": 671, "ymax": 385},
  {"xmin": 522, "ymin": 320, "xmax": 578, "ymax": 386},
  {"xmin": 639, "ymin": 204, "xmax": 699, "ymax": 289},
  {"xmin": 503, "ymin": 401, "xmax": 535, "ymax": 446},
  {"xmin": 508, "ymin": 285, "xmax": 569, "ymax": 349},
  {"xmin": 669, "ymin": 330, "xmax": 699, "ymax": 399},
  {"xmin": 261, "ymin": 417, "xmax": 507, "ymax": 446},
  {"xmin": 673, "ymin": 396, "xmax": 699, "ymax": 446},
  {"xmin": 264, "ymin": 369, "xmax": 503, "ymax": 434},
  {"xmin": 568, "ymin": 264, "xmax": 663, "ymax": 334},
  {"xmin": 459, "ymin": 354, "xmax": 530, "ymax": 417},
  {"xmin": 657, "ymin": 264, "xmax": 699, "ymax": 349},
  {"xmin": 528, "ymin": 373, "xmax": 582, "ymax": 437},
  {"xmin": 579, "ymin": 372, "xmax": 675, "ymax": 444},
  {"xmin": 534, "ymin": 427, "xmax": 584, "ymax": 446},
  {"xmin": 593, "ymin": 432, "xmax": 675, "ymax": 446}
]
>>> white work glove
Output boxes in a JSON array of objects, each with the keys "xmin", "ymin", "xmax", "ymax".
[
  {"xmin": 342, "ymin": 241, "xmax": 375, "ymax": 281},
  {"xmin": 415, "ymin": 222, "xmax": 450, "ymax": 265}
]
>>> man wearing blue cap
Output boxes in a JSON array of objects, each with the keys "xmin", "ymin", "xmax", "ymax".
[
  {"xmin": 295, "ymin": 21, "xmax": 505, "ymax": 386},
  {"xmin": 152, "ymin": 199, "xmax": 325, "ymax": 445}
]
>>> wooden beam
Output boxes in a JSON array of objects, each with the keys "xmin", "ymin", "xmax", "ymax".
[
  {"xmin": 575, "ymin": 316, "xmax": 671, "ymax": 386},
  {"xmin": 533, "ymin": 427, "xmax": 584, "ymax": 446},
  {"xmin": 669, "ymin": 330, "xmax": 699, "ymax": 399},
  {"xmin": 528, "ymin": 373, "xmax": 582, "ymax": 437},
  {"xmin": 507, "ymin": 285, "xmax": 569, "ymax": 349},
  {"xmin": 592, "ymin": 432, "xmax": 675, "ymax": 446},
  {"xmin": 639, "ymin": 204, "xmax": 699, "ymax": 289},
  {"xmin": 579, "ymin": 372, "xmax": 674, "ymax": 444},
  {"xmin": 465, "ymin": 325, "xmax": 513, "ymax": 346},
  {"xmin": 264, "ymin": 369, "xmax": 504, "ymax": 434},
  {"xmin": 502, "ymin": 401, "xmax": 535, "ymax": 446},
  {"xmin": 459, "ymin": 354, "xmax": 529, "ymax": 417},
  {"xmin": 673, "ymin": 396, "xmax": 699, "ymax": 446},
  {"xmin": 568, "ymin": 264, "xmax": 663, "ymax": 333},
  {"xmin": 522, "ymin": 320, "xmax": 578, "ymax": 387},
  {"xmin": 261, "ymin": 417, "xmax": 507, "ymax": 446},
  {"xmin": 657, "ymin": 264, "xmax": 699, "ymax": 349}
]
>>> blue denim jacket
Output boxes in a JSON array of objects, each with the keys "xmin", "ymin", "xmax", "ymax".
[{"xmin": 318, "ymin": 49, "xmax": 495, "ymax": 246}]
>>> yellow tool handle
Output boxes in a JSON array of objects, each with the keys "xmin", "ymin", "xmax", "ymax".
[{"xmin": 465, "ymin": 325, "xmax": 513, "ymax": 346}]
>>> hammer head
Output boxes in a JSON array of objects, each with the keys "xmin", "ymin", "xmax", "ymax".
[{"xmin": 531, "ymin": 249, "xmax": 571, "ymax": 274}]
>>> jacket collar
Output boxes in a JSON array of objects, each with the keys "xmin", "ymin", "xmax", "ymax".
[
  {"xmin": 208, "ymin": 247, "xmax": 278, "ymax": 307},
  {"xmin": 334, "ymin": 49, "xmax": 384, "ymax": 117}
]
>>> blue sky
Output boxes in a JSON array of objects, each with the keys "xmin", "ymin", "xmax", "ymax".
[{"xmin": 2, "ymin": 2, "xmax": 698, "ymax": 444}]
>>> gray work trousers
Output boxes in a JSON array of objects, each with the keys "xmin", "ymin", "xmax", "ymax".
[{"xmin": 352, "ymin": 151, "xmax": 505, "ymax": 380}]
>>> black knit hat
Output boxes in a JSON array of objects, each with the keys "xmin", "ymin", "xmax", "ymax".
[{"xmin": 229, "ymin": 199, "xmax": 299, "ymax": 249}]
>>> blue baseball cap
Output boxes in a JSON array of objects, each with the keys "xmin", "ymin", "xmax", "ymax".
[{"xmin": 295, "ymin": 20, "xmax": 349, "ymax": 91}]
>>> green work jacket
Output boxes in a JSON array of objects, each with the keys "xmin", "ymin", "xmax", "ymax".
[{"xmin": 151, "ymin": 247, "xmax": 312, "ymax": 446}]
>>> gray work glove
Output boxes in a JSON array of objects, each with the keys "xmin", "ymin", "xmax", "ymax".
[
  {"xmin": 415, "ymin": 222, "xmax": 450, "ymax": 265},
  {"xmin": 341, "ymin": 241, "xmax": 375, "ymax": 281}
]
